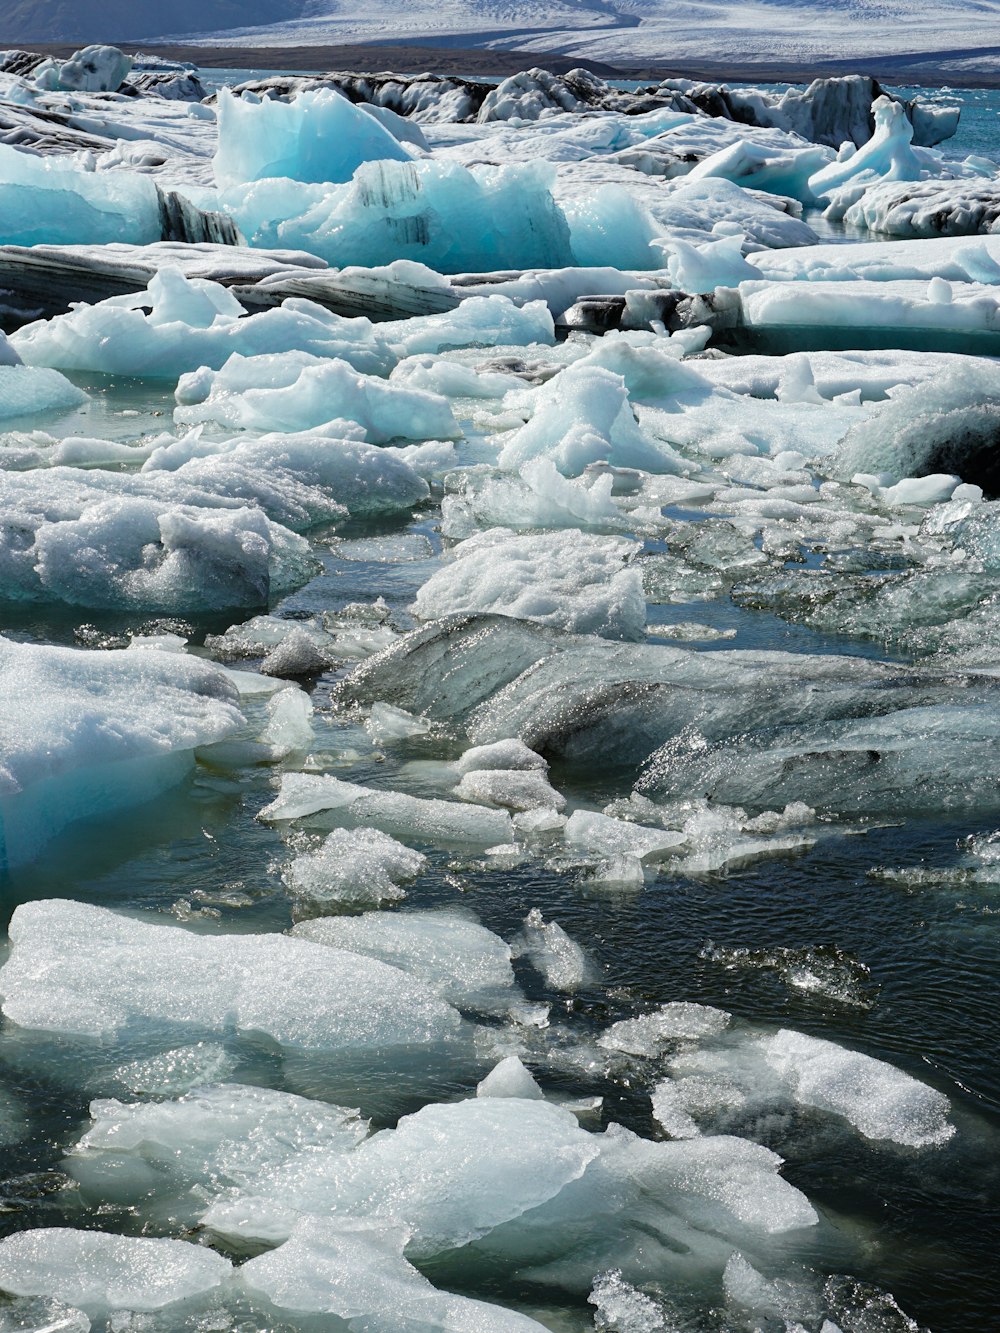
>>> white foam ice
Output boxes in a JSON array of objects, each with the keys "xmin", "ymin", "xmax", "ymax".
[
  {"xmin": 0, "ymin": 899, "xmax": 461, "ymax": 1049},
  {"xmin": 260, "ymin": 771, "xmax": 515, "ymax": 847}
]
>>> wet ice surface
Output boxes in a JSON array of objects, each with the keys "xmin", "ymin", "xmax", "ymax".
[{"xmin": 0, "ymin": 59, "xmax": 997, "ymax": 1333}]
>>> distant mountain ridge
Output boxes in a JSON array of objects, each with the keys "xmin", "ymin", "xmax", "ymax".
[{"xmin": 1, "ymin": 0, "xmax": 998, "ymax": 77}]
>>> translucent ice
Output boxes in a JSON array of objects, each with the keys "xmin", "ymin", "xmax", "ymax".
[
  {"xmin": 261, "ymin": 772, "xmax": 515, "ymax": 847},
  {"xmin": 68, "ymin": 1083, "xmax": 368, "ymax": 1225},
  {"xmin": 239, "ymin": 1217, "xmax": 549, "ymax": 1330},
  {"xmin": 292, "ymin": 909, "xmax": 520, "ymax": 1011},
  {"xmin": 225, "ymin": 158, "xmax": 576, "ymax": 273},
  {"xmin": 510, "ymin": 908, "xmax": 594, "ymax": 992},
  {"xmin": 202, "ymin": 1095, "xmax": 601, "ymax": 1251},
  {"xmin": 285, "ymin": 827, "xmax": 426, "ymax": 908},
  {"xmin": 214, "ymin": 87, "xmax": 411, "ymax": 189},
  {"xmin": 0, "ymin": 638, "xmax": 242, "ymax": 869},
  {"xmin": 0, "ymin": 1229, "xmax": 231, "ymax": 1314},
  {"xmin": 0, "ymin": 144, "xmax": 159, "ymax": 246},
  {"xmin": 0, "ymin": 899, "xmax": 460, "ymax": 1049}
]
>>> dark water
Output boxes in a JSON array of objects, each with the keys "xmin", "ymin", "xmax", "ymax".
[{"xmin": 2, "ymin": 479, "xmax": 999, "ymax": 1330}]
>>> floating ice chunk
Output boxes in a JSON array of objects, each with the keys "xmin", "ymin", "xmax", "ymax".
[
  {"xmin": 443, "ymin": 458, "xmax": 622, "ymax": 534},
  {"xmin": 599, "ymin": 1003, "xmax": 732, "ymax": 1058},
  {"xmin": 147, "ymin": 431, "xmax": 430, "ymax": 520},
  {"xmin": 413, "ymin": 528, "xmax": 646, "ymax": 640},
  {"xmin": 13, "ymin": 268, "xmax": 397, "ymax": 379},
  {"xmin": 68, "ymin": 1084, "xmax": 368, "ymax": 1224},
  {"xmin": 380, "ymin": 295, "xmax": 555, "ymax": 356},
  {"xmin": 214, "ymin": 87, "xmax": 411, "ymax": 188},
  {"xmin": 203, "ymin": 1095, "xmax": 600, "ymax": 1252},
  {"xmin": 497, "ymin": 364, "xmax": 680, "ymax": 476},
  {"xmin": 455, "ymin": 739, "xmax": 547, "ymax": 774},
  {"xmin": 0, "ymin": 366, "xmax": 87, "ymax": 422},
  {"xmin": 225, "ymin": 158, "xmax": 575, "ymax": 273},
  {"xmin": 478, "ymin": 1056, "xmax": 545, "ymax": 1100},
  {"xmin": 37, "ymin": 45, "xmax": 132, "ymax": 92},
  {"xmin": 286, "ymin": 827, "xmax": 426, "ymax": 908},
  {"xmin": 662, "ymin": 1026, "xmax": 955, "ymax": 1149},
  {"xmin": 731, "ymin": 277, "xmax": 1000, "ymax": 345},
  {"xmin": 0, "ymin": 639, "xmax": 242, "ymax": 869},
  {"xmin": 260, "ymin": 687, "xmax": 315, "ymax": 756},
  {"xmin": 260, "ymin": 630, "xmax": 328, "ymax": 678},
  {"xmin": 761, "ymin": 1029, "xmax": 955, "ymax": 1147},
  {"xmin": 175, "ymin": 352, "xmax": 458, "ymax": 442},
  {"xmin": 808, "ymin": 97, "xmax": 924, "ymax": 200},
  {"xmin": 0, "ymin": 1296, "xmax": 91, "ymax": 1332},
  {"xmin": 653, "ymin": 176, "xmax": 818, "ymax": 249},
  {"xmin": 664, "ymin": 136, "xmax": 829, "ymax": 203},
  {"xmin": 0, "ymin": 900, "xmax": 460, "ymax": 1050},
  {"xmin": 0, "ymin": 1229, "xmax": 231, "ymax": 1314},
  {"xmin": 565, "ymin": 810, "xmax": 686, "ymax": 864},
  {"xmin": 261, "ymin": 772, "xmax": 514, "ymax": 847},
  {"xmin": 589, "ymin": 1269, "xmax": 667, "ymax": 1332},
  {"xmin": 511, "ymin": 908, "xmax": 594, "ymax": 992},
  {"xmin": 658, "ymin": 232, "xmax": 762, "ymax": 294},
  {"xmin": 843, "ymin": 178, "xmax": 1000, "ymax": 239},
  {"xmin": 455, "ymin": 768, "xmax": 566, "ymax": 813},
  {"xmin": 239, "ymin": 1217, "xmax": 549, "ymax": 1330},
  {"xmin": 292, "ymin": 909, "xmax": 518, "ymax": 1011},
  {"xmin": 366, "ymin": 702, "xmax": 431, "ymax": 743},
  {"xmin": 0, "ymin": 143, "xmax": 159, "ymax": 246}
]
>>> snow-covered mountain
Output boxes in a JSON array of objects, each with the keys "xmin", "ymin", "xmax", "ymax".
[{"xmin": 2, "ymin": 0, "xmax": 998, "ymax": 75}]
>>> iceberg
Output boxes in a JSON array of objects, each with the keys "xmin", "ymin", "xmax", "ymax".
[
  {"xmin": 214, "ymin": 86, "xmax": 411, "ymax": 189},
  {"xmin": 0, "ymin": 637, "xmax": 242, "ymax": 869},
  {"xmin": 0, "ymin": 143, "xmax": 159, "ymax": 246}
]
